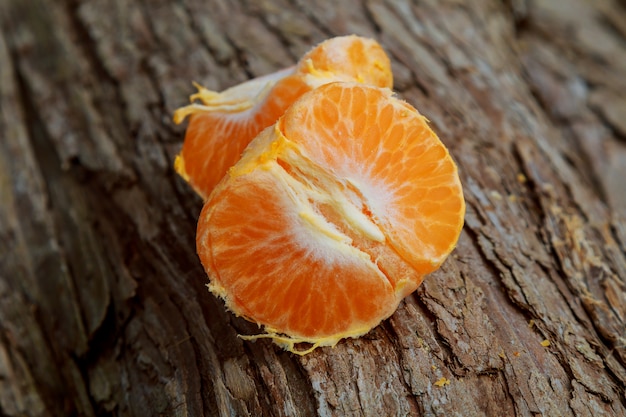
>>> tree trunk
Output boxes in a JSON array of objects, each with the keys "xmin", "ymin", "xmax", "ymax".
[{"xmin": 1, "ymin": 0, "xmax": 625, "ymax": 415}]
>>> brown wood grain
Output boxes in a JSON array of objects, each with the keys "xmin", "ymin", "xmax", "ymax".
[{"xmin": 0, "ymin": 0, "xmax": 624, "ymax": 415}]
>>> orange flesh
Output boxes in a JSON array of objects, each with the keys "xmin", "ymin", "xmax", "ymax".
[
  {"xmin": 179, "ymin": 74, "xmax": 309, "ymax": 199},
  {"xmin": 280, "ymin": 85, "xmax": 465, "ymax": 275},
  {"xmin": 196, "ymin": 83, "xmax": 465, "ymax": 348},
  {"xmin": 174, "ymin": 35, "xmax": 393, "ymax": 199},
  {"xmin": 199, "ymin": 167, "xmax": 398, "ymax": 338}
]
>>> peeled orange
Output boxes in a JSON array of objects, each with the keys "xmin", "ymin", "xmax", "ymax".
[
  {"xmin": 173, "ymin": 35, "xmax": 393, "ymax": 200},
  {"xmin": 196, "ymin": 83, "xmax": 465, "ymax": 354}
]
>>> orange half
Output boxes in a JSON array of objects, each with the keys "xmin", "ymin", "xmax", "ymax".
[
  {"xmin": 173, "ymin": 35, "xmax": 393, "ymax": 199},
  {"xmin": 196, "ymin": 83, "xmax": 465, "ymax": 354}
]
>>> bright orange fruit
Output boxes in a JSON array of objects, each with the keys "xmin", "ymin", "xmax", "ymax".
[
  {"xmin": 174, "ymin": 35, "xmax": 393, "ymax": 200},
  {"xmin": 196, "ymin": 83, "xmax": 465, "ymax": 354}
]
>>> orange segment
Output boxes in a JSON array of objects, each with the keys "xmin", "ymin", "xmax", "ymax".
[
  {"xmin": 279, "ymin": 85, "xmax": 465, "ymax": 274},
  {"xmin": 175, "ymin": 71, "xmax": 309, "ymax": 200},
  {"xmin": 198, "ymin": 164, "xmax": 397, "ymax": 341},
  {"xmin": 196, "ymin": 83, "xmax": 465, "ymax": 353},
  {"xmin": 297, "ymin": 34, "xmax": 393, "ymax": 88},
  {"xmin": 174, "ymin": 35, "xmax": 393, "ymax": 200}
]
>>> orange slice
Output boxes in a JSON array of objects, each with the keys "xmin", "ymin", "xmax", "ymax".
[
  {"xmin": 196, "ymin": 83, "xmax": 465, "ymax": 354},
  {"xmin": 174, "ymin": 35, "xmax": 393, "ymax": 199}
]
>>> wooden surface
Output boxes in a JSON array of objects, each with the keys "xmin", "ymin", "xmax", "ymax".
[{"xmin": 1, "ymin": 0, "xmax": 625, "ymax": 416}]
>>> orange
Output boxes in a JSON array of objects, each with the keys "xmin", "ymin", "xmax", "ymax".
[
  {"xmin": 173, "ymin": 35, "xmax": 393, "ymax": 200},
  {"xmin": 196, "ymin": 83, "xmax": 465, "ymax": 354}
]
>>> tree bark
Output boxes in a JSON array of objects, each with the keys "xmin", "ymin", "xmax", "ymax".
[{"xmin": 1, "ymin": 0, "xmax": 625, "ymax": 416}]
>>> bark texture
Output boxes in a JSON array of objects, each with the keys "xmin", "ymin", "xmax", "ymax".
[{"xmin": 1, "ymin": 0, "xmax": 625, "ymax": 416}]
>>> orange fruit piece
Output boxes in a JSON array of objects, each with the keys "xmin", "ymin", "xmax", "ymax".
[
  {"xmin": 196, "ymin": 83, "xmax": 465, "ymax": 354},
  {"xmin": 174, "ymin": 35, "xmax": 393, "ymax": 200}
]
